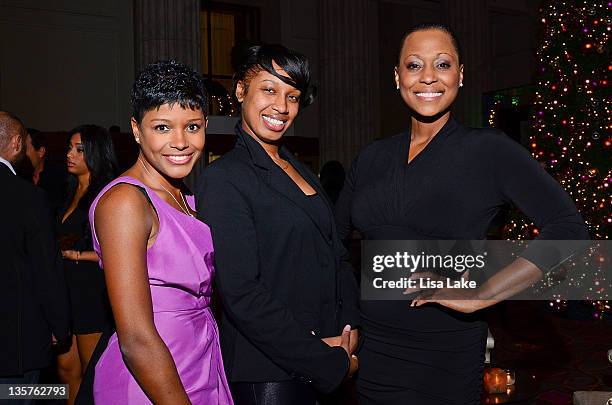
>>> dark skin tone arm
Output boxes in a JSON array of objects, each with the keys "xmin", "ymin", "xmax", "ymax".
[
  {"xmin": 61, "ymin": 250, "xmax": 98, "ymax": 262},
  {"xmin": 322, "ymin": 325, "xmax": 359, "ymax": 379},
  {"xmin": 61, "ymin": 187, "xmax": 100, "ymax": 262},
  {"xmin": 407, "ymin": 114, "xmax": 544, "ymax": 312},
  {"xmin": 94, "ymin": 184, "xmax": 190, "ymax": 404},
  {"xmin": 411, "ymin": 258, "xmax": 542, "ymax": 313}
]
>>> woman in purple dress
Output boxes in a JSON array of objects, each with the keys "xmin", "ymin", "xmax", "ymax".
[{"xmin": 88, "ymin": 60, "xmax": 233, "ymax": 404}]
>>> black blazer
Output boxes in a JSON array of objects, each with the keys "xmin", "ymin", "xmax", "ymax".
[
  {"xmin": 0, "ymin": 163, "xmax": 71, "ymax": 376},
  {"xmin": 196, "ymin": 123, "xmax": 359, "ymax": 394}
]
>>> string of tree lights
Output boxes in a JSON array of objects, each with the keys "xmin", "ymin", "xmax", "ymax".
[
  {"xmin": 497, "ymin": 0, "xmax": 611, "ymax": 318},
  {"xmin": 517, "ymin": 0, "xmax": 610, "ymax": 240},
  {"xmin": 499, "ymin": 0, "xmax": 610, "ymax": 239}
]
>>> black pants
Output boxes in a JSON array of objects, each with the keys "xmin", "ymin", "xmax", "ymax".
[{"xmin": 231, "ymin": 381, "xmax": 321, "ymax": 405}]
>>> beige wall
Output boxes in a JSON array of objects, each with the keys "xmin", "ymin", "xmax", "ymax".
[{"xmin": 0, "ymin": 0, "xmax": 134, "ymax": 131}]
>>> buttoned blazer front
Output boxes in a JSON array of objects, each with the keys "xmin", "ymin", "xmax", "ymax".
[{"xmin": 196, "ymin": 123, "xmax": 359, "ymax": 394}]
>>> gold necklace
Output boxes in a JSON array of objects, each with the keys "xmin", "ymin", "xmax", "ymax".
[{"xmin": 138, "ymin": 158, "xmax": 194, "ymax": 217}]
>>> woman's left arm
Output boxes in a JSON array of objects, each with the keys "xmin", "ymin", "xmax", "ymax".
[
  {"xmin": 61, "ymin": 249, "xmax": 99, "ymax": 262},
  {"xmin": 413, "ymin": 132, "xmax": 590, "ymax": 312}
]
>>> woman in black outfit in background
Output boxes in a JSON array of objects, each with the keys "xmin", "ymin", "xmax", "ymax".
[
  {"xmin": 335, "ymin": 24, "xmax": 589, "ymax": 405},
  {"xmin": 56, "ymin": 125, "xmax": 117, "ymax": 404},
  {"xmin": 197, "ymin": 44, "xmax": 359, "ymax": 405}
]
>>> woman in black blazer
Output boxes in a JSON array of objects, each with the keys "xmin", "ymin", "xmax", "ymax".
[{"xmin": 196, "ymin": 44, "xmax": 359, "ymax": 404}]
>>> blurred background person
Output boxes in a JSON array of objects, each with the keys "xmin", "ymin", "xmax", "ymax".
[
  {"xmin": 16, "ymin": 128, "xmax": 66, "ymax": 212},
  {"xmin": 25, "ymin": 128, "xmax": 47, "ymax": 185},
  {"xmin": 0, "ymin": 111, "xmax": 71, "ymax": 405},
  {"xmin": 56, "ymin": 124, "xmax": 118, "ymax": 404}
]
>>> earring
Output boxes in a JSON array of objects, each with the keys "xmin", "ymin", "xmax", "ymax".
[
  {"xmin": 459, "ymin": 82, "xmax": 464, "ymax": 87},
  {"xmin": 396, "ymin": 84, "xmax": 400, "ymax": 90}
]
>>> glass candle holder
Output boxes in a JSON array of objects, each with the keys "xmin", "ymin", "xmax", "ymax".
[
  {"xmin": 505, "ymin": 369, "xmax": 516, "ymax": 386},
  {"xmin": 484, "ymin": 368, "xmax": 507, "ymax": 394}
]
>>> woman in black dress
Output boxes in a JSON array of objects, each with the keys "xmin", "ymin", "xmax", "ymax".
[
  {"xmin": 56, "ymin": 125, "xmax": 118, "ymax": 404},
  {"xmin": 335, "ymin": 24, "xmax": 589, "ymax": 404},
  {"xmin": 197, "ymin": 44, "xmax": 359, "ymax": 404}
]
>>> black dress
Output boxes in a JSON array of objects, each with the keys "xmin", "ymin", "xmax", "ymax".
[
  {"xmin": 335, "ymin": 118, "xmax": 589, "ymax": 405},
  {"xmin": 58, "ymin": 204, "xmax": 112, "ymax": 334}
]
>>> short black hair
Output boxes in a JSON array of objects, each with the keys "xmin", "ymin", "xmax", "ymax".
[
  {"xmin": 131, "ymin": 60, "xmax": 207, "ymax": 124},
  {"xmin": 27, "ymin": 128, "xmax": 46, "ymax": 151},
  {"xmin": 398, "ymin": 23, "xmax": 462, "ymax": 65},
  {"xmin": 233, "ymin": 44, "xmax": 315, "ymax": 108}
]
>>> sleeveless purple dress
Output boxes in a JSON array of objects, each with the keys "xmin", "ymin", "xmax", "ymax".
[{"xmin": 88, "ymin": 176, "xmax": 233, "ymax": 404}]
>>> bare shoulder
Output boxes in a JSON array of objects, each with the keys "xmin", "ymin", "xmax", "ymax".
[{"xmin": 95, "ymin": 183, "xmax": 152, "ymax": 228}]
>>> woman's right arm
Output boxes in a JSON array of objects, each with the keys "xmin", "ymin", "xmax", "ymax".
[{"xmin": 94, "ymin": 185, "xmax": 190, "ymax": 405}]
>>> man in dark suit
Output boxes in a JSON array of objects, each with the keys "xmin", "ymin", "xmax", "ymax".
[
  {"xmin": 21, "ymin": 129, "xmax": 66, "ymax": 212},
  {"xmin": 0, "ymin": 112, "xmax": 71, "ymax": 404}
]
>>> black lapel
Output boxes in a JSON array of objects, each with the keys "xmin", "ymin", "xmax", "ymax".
[
  {"xmin": 235, "ymin": 122, "xmax": 333, "ymax": 245},
  {"xmin": 0, "ymin": 162, "xmax": 14, "ymax": 177}
]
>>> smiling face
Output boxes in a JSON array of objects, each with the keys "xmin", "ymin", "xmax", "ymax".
[
  {"xmin": 131, "ymin": 103, "xmax": 206, "ymax": 180},
  {"xmin": 236, "ymin": 62, "xmax": 301, "ymax": 144},
  {"xmin": 66, "ymin": 133, "xmax": 89, "ymax": 176},
  {"xmin": 395, "ymin": 28, "xmax": 463, "ymax": 120}
]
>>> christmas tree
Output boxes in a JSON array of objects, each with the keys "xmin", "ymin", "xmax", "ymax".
[
  {"xmin": 503, "ymin": 0, "xmax": 611, "ymax": 318},
  {"xmin": 506, "ymin": 0, "xmax": 611, "ymax": 240}
]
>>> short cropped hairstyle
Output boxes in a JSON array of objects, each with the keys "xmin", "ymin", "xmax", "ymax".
[
  {"xmin": 0, "ymin": 111, "xmax": 25, "ymax": 151},
  {"xmin": 131, "ymin": 60, "xmax": 207, "ymax": 124},
  {"xmin": 398, "ymin": 23, "xmax": 462, "ymax": 65},
  {"xmin": 233, "ymin": 44, "xmax": 315, "ymax": 108}
]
